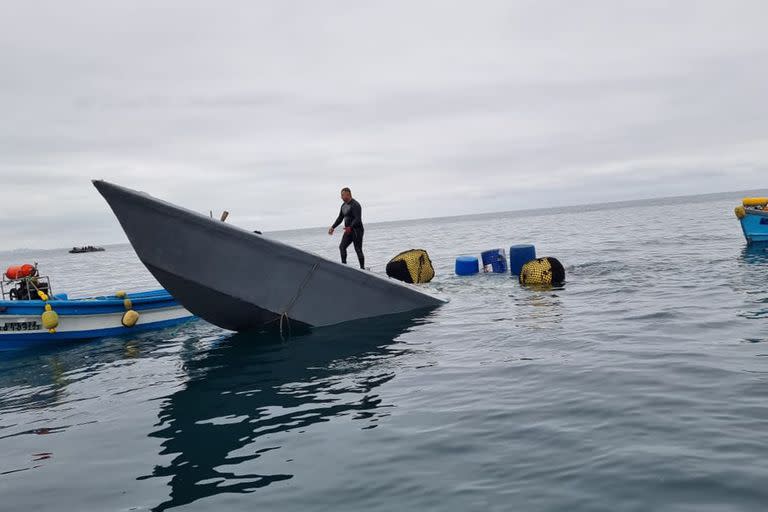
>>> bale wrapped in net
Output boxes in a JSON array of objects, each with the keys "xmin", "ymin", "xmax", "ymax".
[
  {"xmin": 386, "ymin": 249, "xmax": 435, "ymax": 284},
  {"xmin": 519, "ymin": 257, "xmax": 565, "ymax": 287}
]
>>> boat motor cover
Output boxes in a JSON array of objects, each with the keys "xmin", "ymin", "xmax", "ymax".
[{"xmin": 386, "ymin": 249, "xmax": 435, "ymax": 284}]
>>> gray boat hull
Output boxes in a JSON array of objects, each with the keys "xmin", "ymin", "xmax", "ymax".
[{"xmin": 93, "ymin": 180, "xmax": 445, "ymax": 331}]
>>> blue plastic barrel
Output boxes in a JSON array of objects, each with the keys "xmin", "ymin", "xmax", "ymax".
[
  {"xmin": 455, "ymin": 256, "xmax": 479, "ymax": 275},
  {"xmin": 509, "ymin": 244, "xmax": 536, "ymax": 275},
  {"xmin": 481, "ymin": 249, "xmax": 507, "ymax": 273}
]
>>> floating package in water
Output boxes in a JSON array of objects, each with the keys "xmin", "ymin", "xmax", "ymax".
[
  {"xmin": 386, "ymin": 249, "xmax": 435, "ymax": 284},
  {"xmin": 455, "ymin": 256, "xmax": 480, "ymax": 275},
  {"xmin": 509, "ymin": 244, "xmax": 536, "ymax": 275},
  {"xmin": 519, "ymin": 257, "xmax": 565, "ymax": 287},
  {"xmin": 481, "ymin": 248, "xmax": 507, "ymax": 273}
]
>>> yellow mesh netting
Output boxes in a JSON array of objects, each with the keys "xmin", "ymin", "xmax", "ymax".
[
  {"xmin": 519, "ymin": 257, "xmax": 565, "ymax": 288},
  {"xmin": 388, "ymin": 249, "xmax": 435, "ymax": 284}
]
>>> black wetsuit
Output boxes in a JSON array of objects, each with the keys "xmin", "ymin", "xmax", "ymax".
[{"xmin": 332, "ymin": 198, "xmax": 365, "ymax": 268}]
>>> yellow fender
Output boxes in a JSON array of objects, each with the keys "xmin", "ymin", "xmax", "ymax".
[
  {"xmin": 119, "ymin": 292, "xmax": 139, "ymax": 327},
  {"xmin": 41, "ymin": 304, "xmax": 59, "ymax": 334},
  {"xmin": 122, "ymin": 309, "xmax": 140, "ymax": 328},
  {"xmin": 735, "ymin": 206, "xmax": 746, "ymax": 219}
]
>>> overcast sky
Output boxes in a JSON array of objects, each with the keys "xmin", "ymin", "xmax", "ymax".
[{"xmin": 1, "ymin": 0, "xmax": 767, "ymax": 249}]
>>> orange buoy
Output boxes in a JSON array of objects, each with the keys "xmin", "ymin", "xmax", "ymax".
[{"xmin": 5, "ymin": 264, "xmax": 35, "ymax": 280}]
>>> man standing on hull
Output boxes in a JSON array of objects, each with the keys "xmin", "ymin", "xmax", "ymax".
[{"xmin": 328, "ymin": 187, "xmax": 365, "ymax": 269}]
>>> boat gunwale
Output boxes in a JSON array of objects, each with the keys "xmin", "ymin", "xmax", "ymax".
[
  {"xmin": 0, "ymin": 290, "xmax": 182, "ymax": 315},
  {"xmin": 743, "ymin": 208, "xmax": 768, "ymax": 218}
]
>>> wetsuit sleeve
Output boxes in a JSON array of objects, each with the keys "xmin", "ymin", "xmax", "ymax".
[
  {"xmin": 331, "ymin": 207, "xmax": 344, "ymax": 228},
  {"xmin": 348, "ymin": 201, "xmax": 362, "ymax": 228}
]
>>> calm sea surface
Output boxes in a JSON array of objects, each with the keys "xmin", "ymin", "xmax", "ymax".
[{"xmin": 2, "ymin": 192, "xmax": 768, "ymax": 511}]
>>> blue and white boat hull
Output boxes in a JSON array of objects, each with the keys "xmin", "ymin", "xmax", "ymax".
[
  {"xmin": 738, "ymin": 209, "xmax": 768, "ymax": 244},
  {"xmin": 0, "ymin": 289, "xmax": 193, "ymax": 349}
]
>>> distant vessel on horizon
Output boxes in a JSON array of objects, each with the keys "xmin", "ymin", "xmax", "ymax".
[{"xmin": 68, "ymin": 245, "xmax": 105, "ymax": 254}]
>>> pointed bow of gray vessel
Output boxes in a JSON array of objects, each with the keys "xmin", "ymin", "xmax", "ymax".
[{"xmin": 93, "ymin": 180, "xmax": 445, "ymax": 331}]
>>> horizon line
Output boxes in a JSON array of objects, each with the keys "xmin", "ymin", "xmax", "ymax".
[
  {"xmin": 2, "ymin": 186, "xmax": 765, "ymax": 253},
  {"xmin": 267, "ymin": 185, "xmax": 768, "ymax": 234}
]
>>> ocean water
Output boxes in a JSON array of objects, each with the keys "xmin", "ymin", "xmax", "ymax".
[{"xmin": 2, "ymin": 192, "xmax": 768, "ymax": 511}]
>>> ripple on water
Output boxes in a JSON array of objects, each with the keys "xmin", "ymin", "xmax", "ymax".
[{"xmin": 3, "ymin": 195, "xmax": 768, "ymax": 510}]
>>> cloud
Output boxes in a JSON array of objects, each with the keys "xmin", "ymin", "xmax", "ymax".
[{"xmin": 0, "ymin": 0, "xmax": 767, "ymax": 248}]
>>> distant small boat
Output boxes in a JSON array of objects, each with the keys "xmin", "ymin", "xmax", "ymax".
[
  {"xmin": 735, "ymin": 198, "xmax": 768, "ymax": 244},
  {"xmin": 93, "ymin": 180, "xmax": 445, "ymax": 332},
  {"xmin": 69, "ymin": 246, "xmax": 105, "ymax": 254}
]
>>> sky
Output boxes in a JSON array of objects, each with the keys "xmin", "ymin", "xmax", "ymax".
[{"xmin": 1, "ymin": 0, "xmax": 767, "ymax": 249}]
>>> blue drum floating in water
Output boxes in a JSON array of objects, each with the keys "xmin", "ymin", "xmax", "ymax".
[
  {"xmin": 481, "ymin": 249, "xmax": 507, "ymax": 273},
  {"xmin": 509, "ymin": 244, "xmax": 536, "ymax": 275},
  {"xmin": 455, "ymin": 256, "xmax": 480, "ymax": 275}
]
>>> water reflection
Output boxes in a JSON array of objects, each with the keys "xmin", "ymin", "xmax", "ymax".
[
  {"xmin": 0, "ymin": 347, "xmax": 113, "ymax": 417},
  {"xmin": 0, "ymin": 324, "xmax": 195, "ymax": 416},
  {"xmin": 736, "ymin": 245, "xmax": 768, "ymax": 326},
  {"xmin": 506, "ymin": 288, "xmax": 564, "ymax": 331},
  {"xmin": 740, "ymin": 244, "xmax": 768, "ymax": 265},
  {"xmin": 140, "ymin": 313, "xmax": 428, "ymax": 512}
]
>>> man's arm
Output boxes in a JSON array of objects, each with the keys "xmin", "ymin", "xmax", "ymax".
[{"xmin": 331, "ymin": 207, "xmax": 344, "ymax": 229}]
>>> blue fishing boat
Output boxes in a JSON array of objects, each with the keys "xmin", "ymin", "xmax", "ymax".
[
  {"xmin": 0, "ymin": 263, "xmax": 194, "ymax": 349},
  {"xmin": 735, "ymin": 197, "xmax": 768, "ymax": 244}
]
